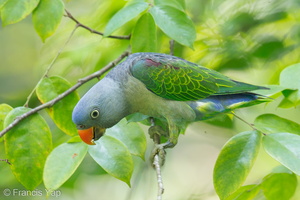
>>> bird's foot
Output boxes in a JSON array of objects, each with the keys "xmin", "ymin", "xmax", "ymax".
[
  {"xmin": 148, "ymin": 120, "xmax": 178, "ymax": 166},
  {"xmin": 151, "ymin": 140, "xmax": 176, "ymax": 167},
  {"xmin": 148, "ymin": 125, "xmax": 169, "ymax": 166},
  {"xmin": 148, "ymin": 125, "xmax": 168, "ymax": 141},
  {"xmin": 151, "ymin": 143, "xmax": 167, "ymax": 167}
]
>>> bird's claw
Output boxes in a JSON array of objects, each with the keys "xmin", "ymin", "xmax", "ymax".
[
  {"xmin": 148, "ymin": 125, "xmax": 168, "ymax": 141},
  {"xmin": 151, "ymin": 143, "xmax": 167, "ymax": 167},
  {"xmin": 148, "ymin": 123, "xmax": 176, "ymax": 166}
]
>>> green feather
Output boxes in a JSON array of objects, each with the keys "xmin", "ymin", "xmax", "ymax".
[
  {"xmin": 215, "ymin": 81, "xmax": 265, "ymax": 95},
  {"xmin": 131, "ymin": 56, "xmax": 265, "ymax": 101}
]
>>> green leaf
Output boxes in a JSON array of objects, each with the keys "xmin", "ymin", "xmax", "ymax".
[
  {"xmin": 32, "ymin": 0, "xmax": 64, "ymax": 42},
  {"xmin": 154, "ymin": 0, "xmax": 185, "ymax": 11},
  {"xmin": 36, "ymin": 76, "xmax": 79, "ymax": 136},
  {"xmin": 131, "ymin": 13, "xmax": 157, "ymax": 53},
  {"xmin": 44, "ymin": 142, "xmax": 88, "ymax": 191},
  {"xmin": 0, "ymin": 104, "xmax": 13, "ymax": 142},
  {"xmin": 254, "ymin": 114, "xmax": 300, "ymax": 135},
  {"xmin": 149, "ymin": 5, "xmax": 196, "ymax": 48},
  {"xmin": 214, "ymin": 130, "xmax": 262, "ymax": 200},
  {"xmin": 222, "ymin": 12, "xmax": 258, "ymax": 36},
  {"xmin": 88, "ymin": 135, "xmax": 133, "ymax": 186},
  {"xmin": 218, "ymin": 57, "xmax": 250, "ymax": 71},
  {"xmin": 260, "ymin": 11, "xmax": 287, "ymax": 23},
  {"xmin": 104, "ymin": 1, "xmax": 149, "ymax": 36},
  {"xmin": 225, "ymin": 184, "xmax": 261, "ymax": 200},
  {"xmin": 280, "ymin": 63, "xmax": 300, "ymax": 101},
  {"xmin": 67, "ymin": 136, "xmax": 82, "ymax": 143},
  {"xmin": 252, "ymin": 37, "xmax": 284, "ymax": 59},
  {"xmin": 261, "ymin": 166, "xmax": 297, "ymax": 200},
  {"xmin": 0, "ymin": 104, "xmax": 13, "ymax": 131},
  {"xmin": 263, "ymin": 132, "xmax": 300, "ymax": 176},
  {"xmin": 106, "ymin": 119, "xmax": 146, "ymax": 159},
  {"xmin": 1, "ymin": 0, "xmax": 39, "ymax": 26},
  {"xmin": 278, "ymin": 89, "xmax": 299, "ymax": 108},
  {"xmin": 0, "ymin": 0, "xmax": 9, "ymax": 9},
  {"xmin": 4, "ymin": 107, "xmax": 52, "ymax": 190}
]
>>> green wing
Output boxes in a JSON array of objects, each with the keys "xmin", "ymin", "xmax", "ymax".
[{"xmin": 130, "ymin": 56, "xmax": 264, "ymax": 101}]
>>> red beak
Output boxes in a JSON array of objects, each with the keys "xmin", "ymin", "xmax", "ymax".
[
  {"xmin": 78, "ymin": 127, "xmax": 95, "ymax": 145},
  {"xmin": 78, "ymin": 127, "xmax": 106, "ymax": 145}
]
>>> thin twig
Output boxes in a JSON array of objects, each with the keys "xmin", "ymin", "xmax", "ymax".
[
  {"xmin": 0, "ymin": 159, "xmax": 11, "ymax": 165},
  {"xmin": 169, "ymin": 40, "xmax": 175, "ymax": 56},
  {"xmin": 153, "ymin": 154, "xmax": 164, "ymax": 200},
  {"xmin": 150, "ymin": 117, "xmax": 165, "ymax": 200},
  {"xmin": 24, "ymin": 24, "xmax": 79, "ymax": 107},
  {"xmin": 64, "ymin": 9, "xmax": 131, "ymax": 40},
  {"xmin": 232, "ymin": 112, "xmax": 267, "ymax": 135},
  {"xmin": 0, "ymin": 51, "xmax": 130, "ymax": 138},
  {"xmin": 231, "ymin": 112, "xmax": 256, "ymax": 129}
]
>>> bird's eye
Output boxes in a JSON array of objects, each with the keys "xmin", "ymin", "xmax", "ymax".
[
  {"xmin": 91, "ymin": 109, "xmax": 100, "ymax": 119},
  {"xmin": 78, "ymin": 124, "xmax": 86, "ymax": 129}
]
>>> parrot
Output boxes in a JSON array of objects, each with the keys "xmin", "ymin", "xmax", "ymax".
[{"xmin": 72, "ymin": 52, "xmax": 269, "ymax": 150}]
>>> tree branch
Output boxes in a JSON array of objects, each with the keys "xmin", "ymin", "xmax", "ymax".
[
  {"xmin": 150, "ymin": 118, "xmax": 165, "ymax": 200},
  {"xmin": 0, "ymin": 51, "xmax": 130, "ymax": 138},
  {"xmin": 153, "ymin": 154, "xmax": 164, "ymax": 200},
  {"xmin": 64, "ymin": 9, "xmax": 131, "ymax": 40}
]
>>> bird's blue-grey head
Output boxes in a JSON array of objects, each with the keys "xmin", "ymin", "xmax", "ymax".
[
  {"xmin": 72, "ymin": 53, "xmax": 155, "ymax": 144},
  {"xmin": 72, "ymin": 75, "xmax": 130, "ymax": 144}
]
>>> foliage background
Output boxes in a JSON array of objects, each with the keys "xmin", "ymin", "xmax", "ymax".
[{"xmin": 1, "ymin": 0, "xmax": 300, "ymax": 199}]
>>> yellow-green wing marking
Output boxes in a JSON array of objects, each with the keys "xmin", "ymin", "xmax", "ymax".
[
  {"xmin": 131, "ymin": 58, "xmax": 236, "ymax": 101},
  {"xmin": 130, "ymin": 57, "xmax": 264, "ymax": 101}
]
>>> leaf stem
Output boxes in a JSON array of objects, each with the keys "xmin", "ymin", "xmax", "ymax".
[
  {"xmin": 232, "ymin": 112, "xmax": 256, "ymax": 129},
  {"xmin": 231, "ymin": 112, "xmax": 268, "ymax": 135},
  {"xmin": 64, "ymin": 9, "xmax": 131, "ymax": 40}
]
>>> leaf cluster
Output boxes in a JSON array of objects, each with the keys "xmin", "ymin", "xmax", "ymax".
[
  {"xmin": 212, "ymin": 62, "xmax": 300, "ymax": 199},
  {"xmin": 1, "ymin": 0, "xmax": 300, "ymax": 199},
  {"xmin": 0, "ymin": 75, "xmax": 146, "ymax": 190}
]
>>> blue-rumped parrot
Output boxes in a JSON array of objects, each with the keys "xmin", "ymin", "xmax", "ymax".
[{"xmin": 72, "ymin": 53, "xmax": 269, "ymax": 147}]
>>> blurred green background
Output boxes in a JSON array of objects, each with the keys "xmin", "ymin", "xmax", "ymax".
[{"xmin": 1, "ymin": 0, "xmax": 300, "ymax": 199}]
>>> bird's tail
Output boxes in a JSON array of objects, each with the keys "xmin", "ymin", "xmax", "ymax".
[{"xmin": 189, "ymin": 93, "xmax": 272, "ymax": 121}]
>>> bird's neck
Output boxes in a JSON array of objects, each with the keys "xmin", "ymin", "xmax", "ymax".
[{"xmin": 99, "ymin": 77, "xmax": 131, "ymax": 127}]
